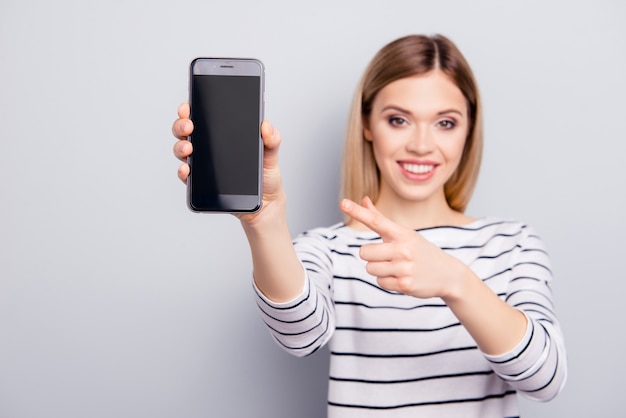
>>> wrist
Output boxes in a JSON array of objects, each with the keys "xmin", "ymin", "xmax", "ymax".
[
  {"xmin": 440, "ymin": 258, "xmax": 477, "ymax": 304},
  {"xmin": 241, "ymin": 190, "xmax": 288, "ymax": 235}
]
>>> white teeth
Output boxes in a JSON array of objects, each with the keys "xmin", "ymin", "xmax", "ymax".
[{"xmin": 402, "ymin": 163, "xmax": 434, "ymax": 174}]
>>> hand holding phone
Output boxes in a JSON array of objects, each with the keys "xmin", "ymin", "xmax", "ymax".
[{"xmin": 187, "ymin": 58, "xmax": 265, "ymax": 213}]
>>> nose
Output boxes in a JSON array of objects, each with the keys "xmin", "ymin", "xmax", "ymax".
[{"xmin": 406, "ymin": 124, "xmax": 435, "ymax": 155}]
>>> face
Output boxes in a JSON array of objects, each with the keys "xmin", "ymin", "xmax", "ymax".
[{"xmin": 364, "ymin": 70, "xmax": 469, "ymax": 209}]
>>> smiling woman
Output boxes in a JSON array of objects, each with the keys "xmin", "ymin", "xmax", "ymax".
[
  {"xmin": 172, "ymin": 33, "xmax": 566, "ymax": 418},
  {"xmin": 362, "ymin": 72, "xmax": 471, "ymax": 228},
  {"xmin": 343, "ymin": 35, "xmax": 483, "ymax": 221}
]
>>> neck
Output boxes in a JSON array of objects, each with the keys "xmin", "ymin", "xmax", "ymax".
[{"xmin": 362, "ymin": 189, "xmax": 474, "ymax": 230}]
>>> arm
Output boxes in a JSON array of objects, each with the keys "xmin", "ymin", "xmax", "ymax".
[
  {"xmin": 443, "ymin": 259, "xmax": 567, "ymax": 400},
  {"xmin": 441, "ymin": 261, "xmax": 528, "ymax": 356},
  {"xmin": 172, "ymin": 103, "xmax": 304, "ymax": 302},
  {"xmin": 481, "ymin": 226, "xmax": 567, "ymax": 401},
  {"xmin": 233, "ymin": 122, "xmax": 335, "ymax": 353},
  {"xmin": 236, "ymin": 120, "xmax": 305, "ymax": 302},
  {"xmin": 173, "ymin": 104, "xmax": 334, "ymax": 356},
  {"xmin": 340, "ymin": 197, "xmax": 566, "ymax": 400},
  {"xmin": 340, "ymin": 197, "xmax": 527, "ymax": 353},
  {"xmin": 253, "ymin": 228, "xmax": 337, "ymax": 357}
]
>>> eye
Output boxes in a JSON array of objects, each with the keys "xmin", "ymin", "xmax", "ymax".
[
  {"xmin": 388, "ymin": 116, "xmax": 408, "ymax": 127},
  {"xmin": 437, "ymin": 119, "xmax": 456, "ymax": 130}
]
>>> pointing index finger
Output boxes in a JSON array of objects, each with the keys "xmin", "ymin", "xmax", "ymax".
[{"xmin": 340, "ymin": 197, "xmax": 400, "ymax": 242}]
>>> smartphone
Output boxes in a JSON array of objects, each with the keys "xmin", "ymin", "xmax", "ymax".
[{"xmin": 187, "ymin": 57, "xmax": 265, "ymax": 213}]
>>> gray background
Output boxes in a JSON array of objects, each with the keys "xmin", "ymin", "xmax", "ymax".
[{"xmin": 1, "ymin": 0, "xmax": 624, "ymax": 417}]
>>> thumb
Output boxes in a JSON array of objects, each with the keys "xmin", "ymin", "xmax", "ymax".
[{"xmin": 260, "ymin": 120, "xmax": 282, "ymax": 168}]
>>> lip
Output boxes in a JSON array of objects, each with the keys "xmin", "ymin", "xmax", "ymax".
[{"xmin": 397, "ymin": 160, "xmax": 438, "ymax": 181}]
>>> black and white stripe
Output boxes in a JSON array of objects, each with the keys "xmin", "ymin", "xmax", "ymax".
[{"xmin": 254, "ymin": 218, "xmax": 566, "ymax": 417}]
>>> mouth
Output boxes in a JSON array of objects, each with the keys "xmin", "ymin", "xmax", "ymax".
[{"xmin": 400, "ymin": 162, "xmax": 435, "ymax": 174}]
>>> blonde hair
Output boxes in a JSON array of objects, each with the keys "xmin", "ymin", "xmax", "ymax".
[{"xmin": 340, "ymin": 34, "xmax": 483, "ymax": 215}]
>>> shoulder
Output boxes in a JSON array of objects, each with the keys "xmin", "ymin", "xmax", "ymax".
[
  {"xmin": 293, "ymin": 222, "xmax": 383, "ymax": 250},
  {"xmin": 294, "ymin": 222, "xmax": 373, "ymax": 243},
  {"xmin": 462, "ymin": 218, "xmax": 550, "ymax": 256},
  {"xmin": 419, "ymin": 217, "xmax": 543, "ymax": 248}
]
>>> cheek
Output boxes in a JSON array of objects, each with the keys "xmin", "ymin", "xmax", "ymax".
[
  {"xmin": 371, "ymin": 137, "xmax": 403, "ymax": 168},
  {"xmin": 370, "ymin": 142, "xmax": 387, "ymax": 169},
  {"xmin": 370, "ymin": 125, "xmax": 410, "ymax": 155},
  {"xmin": 439, "ymin": 134, "xmax": 467, "ymax": 166},
  {"xmin": 369, "ymin": 129, "xmax": 393, "ymax": 159}
]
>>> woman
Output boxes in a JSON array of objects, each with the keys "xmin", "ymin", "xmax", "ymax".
[{"xmin": 172, "ymin": 34, "xmax": 566, "ymax": 417}]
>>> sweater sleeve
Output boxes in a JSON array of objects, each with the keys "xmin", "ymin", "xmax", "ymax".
[
  {"xmin": 252, "ymin": 228, "xmax": 336, "ymax": 357},
  {"xmin": 482, "ymin": 225, "xmax": 567, "ymax": 401}
]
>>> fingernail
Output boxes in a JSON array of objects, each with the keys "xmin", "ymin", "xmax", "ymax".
[{"xmin": 341, "ymin": 199, "xmax": 353, "ymax": 211}]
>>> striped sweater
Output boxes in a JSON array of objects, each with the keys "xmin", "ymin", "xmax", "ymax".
[{"xmin": 254, "ymin": 218, "xmax": 567, "ymax": 417}]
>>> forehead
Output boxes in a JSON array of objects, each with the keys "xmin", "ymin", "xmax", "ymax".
[{"xmin": 374, "ymin": 70, "xmax": 467, "ymax": 114}]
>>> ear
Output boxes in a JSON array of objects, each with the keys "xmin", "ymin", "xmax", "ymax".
[{"xmin": 362, "ymin": 116, "xmax": 373, "ymax": 142}]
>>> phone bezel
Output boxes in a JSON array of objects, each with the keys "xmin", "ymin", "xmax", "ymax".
[{"xmin": 187, "ymin": 57, "xmax": 265, "ymax": 213}]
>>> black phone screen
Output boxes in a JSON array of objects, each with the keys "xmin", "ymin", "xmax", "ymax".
[{"xmin": 189, "ymin": 73, "xmax": 262, "ymax": 211}]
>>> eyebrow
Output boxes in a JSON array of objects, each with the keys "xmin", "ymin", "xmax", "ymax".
[
  {"xmin": 437, "ymin": 109, "xmax": 465, "ymax": 117},
  {"xmin": 381, "ymin": 105, "xmax": 465, "ymax": 117}
]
